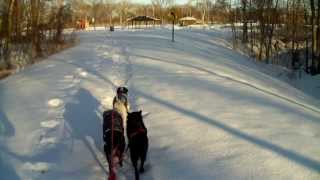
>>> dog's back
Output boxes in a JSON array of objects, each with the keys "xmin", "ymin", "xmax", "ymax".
[
  {"xmin": 102, "ymin": 110, "xmax": 126, "ymax": 176},
  {"xmin": 127, "ymin": 111, "xmax": 149, "ymax": 180},
  {"xmin": 113, "ymin": 100, "xmax": 128, "ymax": 128},
  {"xmin": 130, "ymin": 132, "xmax": 148, "ymax": 164}
]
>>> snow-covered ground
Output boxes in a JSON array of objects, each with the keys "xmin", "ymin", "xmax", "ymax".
[{"xmin": 1, "ymin": 27, "xmax": 320, "ymax": 180}]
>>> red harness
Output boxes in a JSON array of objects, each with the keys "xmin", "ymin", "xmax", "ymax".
[{"xmin": 129, "ymin": 128, "xmax": 146, "ymax": 139}]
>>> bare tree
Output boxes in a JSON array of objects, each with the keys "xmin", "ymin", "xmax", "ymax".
[
  {"xmin": 1, "ymin": 0, "xmax": 75, "ymax": 75},
  {"xmin": 56, "ymin": 0, "xmax": 65, "ymax": 42},
  {"xmin": 196, "ymin": 0, "xmax": 209, "ymax": 24},
  {"xmin": 118, "ymin": 0, "xmax": 130, "ymax": 26},
  {"xmin": 265, "ymin": 0, "xmax": 279, "ymax": 64},
  {"xmin": 241, "ymin": 0, "xmax": 248, "ymax": 43},
  {"xmin": 152, "ymin": 0, "xmax": 174, "ymax": 23},
  {"xmin": 310, "ymin": 0, "xmax": 316, "ymax": 74},
  {"xmin": 104, "ymin": 0, "xmax": 114, "ymax": 26},
  {"xmin": 1, "ymin": 0, "xmax": 16, "ymax": 68},
  {"xmin": 30, "ymin": 0, "xmax": 42, "ymax": 56},
  {"xmin": 317, "ymin": 0, "xmax": 320, "ymax": 72}
]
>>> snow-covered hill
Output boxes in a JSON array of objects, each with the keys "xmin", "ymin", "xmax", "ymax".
[{"xmin": 1, "ymin": 27, "xmax": 320, "ymax": 180}]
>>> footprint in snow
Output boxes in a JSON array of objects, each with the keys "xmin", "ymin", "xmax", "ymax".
[
  {"xmin": 63, "ymin": 75, "xmax": 74, "ymax": 80},
  {"xmin": 68, "ymin": 89, "xmax": 79, "ymax": 96},
  {"xmin": 41, "ymin": 120, "xmax": 60, "ymax": 129},
  {"xmin": 45, "ymin": 64, "xmax": 56, "ymax": 68},
  {"xmin": 104, "ymin": 52, "xmax": 109, "ymax": 56},
  {"xmin": 60, "ymin": 83, "xmax": 75, "ymax": 90},
  {"xmin": 39, "ymin": 137, "xmax": 57, "ymax": 146},
  {"xmin": 58, "ymin": 76, "xmax": 76, "ymax": 90},
  {"xmin": 47, "ymin": 98, "xmax": 63, "ymax": 108},
  {"xmin": 75, "ymin": 68, "xmax": 83, "ymax": 72},
  {"xmin": 93, "ymin": 64, "xmax": 100, "ymax": 69},
  {"xmin": 79, "ymin": 71, "xmax": 88, "ymax": 78},
  {"xmin": 73, "ymin": 78, "xmax": 81, "ymax": 84},
  {"xmin": 22, "ymin": 162, "xmax": 51, "ymax": 174},
  {"xmin": 112, "ymin": 54, "xmax": 120, "ymax": 61}
]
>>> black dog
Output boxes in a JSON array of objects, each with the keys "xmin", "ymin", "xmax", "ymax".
[
  {"xmin": 103, "ymin": 110, "xmax": 126, "ymax": 180},
  {"xmin": 127, "ymin": 111, "xmax": 149, "ymax": 180}
]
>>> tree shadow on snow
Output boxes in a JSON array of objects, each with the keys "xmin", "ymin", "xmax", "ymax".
[
  {"xmin": 0, "ymin": 110, "xmax": 19, "ymax": 179},
  {"xmin": 0, "ymin": 110, "xmax": 15, "ymax": 137},
  {"xmin": 130, "ymin": 53, "xmax": 320, "ymax": 119},
  {"xmin": 0, "ymin": 158, "xmax": 20, "ymax": 180},
  {"xmin": 135, "ymin": 89, "xmax": 320, "ymax": 173},
  {"xmin": 63, "ymin": 88, "xmax": 107, "ymax": 175}
]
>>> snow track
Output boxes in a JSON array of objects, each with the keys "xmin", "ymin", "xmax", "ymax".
[{"xmin": 1, "ymin": 28, "xmax": 320, "ymax": 180}]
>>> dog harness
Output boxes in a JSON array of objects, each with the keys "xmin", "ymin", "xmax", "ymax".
[
  {"xmin": 103, "ymin": 110, "xmax": 124, "ymax": 142},
  {"xmin": 129, "ymin": 128, "xmax": 146, "ymax": 139}
]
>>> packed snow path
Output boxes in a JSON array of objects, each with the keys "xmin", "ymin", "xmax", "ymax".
[{"xmin": 1, "ymin": 27, "xmax": 320, "ymax": 180}]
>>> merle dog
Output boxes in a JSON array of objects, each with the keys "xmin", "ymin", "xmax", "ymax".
[
  {"xmin": 127, "ymin": 111, "xmax": 149, "ymax": 180},
  {"xmin": 113, "ymin": 87, "xmax": 130, "ymax": 128},
  {"xmin": 103, "ymin": 110, "xmax": 126, "ymax": 180}
]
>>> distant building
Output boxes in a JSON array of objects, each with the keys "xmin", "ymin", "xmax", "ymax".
[
  {"xmin": 127, "ymin": 16, "xmax": 160, "ymax": 28},
  {"xmin": 179, "ymin": 17, "xmax": 197, "ymax": 26}
]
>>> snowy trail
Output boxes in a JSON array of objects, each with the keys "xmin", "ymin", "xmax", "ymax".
[
  {"xmin": 129, "ymin": 53, "xmax": 320, "ymax": 115},
  {"xmin": 1, "ymin": 28, "xmax": 320, "ymax": 180}
]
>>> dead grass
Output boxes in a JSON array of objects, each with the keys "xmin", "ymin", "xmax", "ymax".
[{"xmin": 0, "ymin": 69, "xmax": 14, "ymax": 79}]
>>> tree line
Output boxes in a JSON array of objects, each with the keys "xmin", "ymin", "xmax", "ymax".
[
  {"xmin": 1, "ymin": 0, "xmax": 319, "ymax": 76},
  {"xmin": 237, "ymin": 0, "xmax": 320, "ymax": 75},
  {"xmin": 81, "ymin": 0, "xmax": 320, "ymax": 75},
  {"xmin": 69, "ymin": 0, "xmax": 230, "ymax": 27},
  {"xmin": 0, "ymin": 0, "xmax": 73, "ymax": 76},
  {"xmin": 0, "ymin": 0, "xmax": 231, "ymax": 76}
]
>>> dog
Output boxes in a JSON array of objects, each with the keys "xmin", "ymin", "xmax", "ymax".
[
  {"xmin": 102, "ymin": 87, "xmax": 129, "ymax": 180},
  {"xmin": 113, "ymin": 87, "xmax": 130, "ymax": 127},
  {"xmin": 103, "ymin": 110, "xmax": 125, "ymax": 180},
  {"xmin": 127, "ymin": 111, "xmax": 149, "ymax": 180}
]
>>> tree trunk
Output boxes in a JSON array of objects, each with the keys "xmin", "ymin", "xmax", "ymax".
[
  {"xmin": 303, "ymin": 1, "xmax": 309, "ymax": 73},
  {"xmin": 55, "ymin": 0, "xmax": 64, "ymax": 42},
  {"xmin": 56, "ymin": 6, "xmax": 64, "ymax": 43},
  {"xmin": 317, "ymin": 0, "xmax": 320, "ymax": 72},
  {"xmin": 31, "ymin": 0, "xmax": 42, "ymax": 57},
  {"xmin": 310, "ymin": 0, "xmax": 316, "ymax": 74},
  {"xmin": 2, "ymin": 0, "xmax": 16, "ymax": 69},
  {"xmin": 13, "ymin": 0, "xmax": 21, "ymax": 42},
  {"xmin": 258, "ymin": 1, "xmax": 266, "ymax": 60},
  {"xmin": 266, "ymin": 0, "xmax": 279, "ymax": 64},
  {"xmin": 249, "ymin": 0, "xmax": 254, "ymax": 56},
  {"xmin": 242, "ymin": 0, "xmax": 248, "ymax": 43}
]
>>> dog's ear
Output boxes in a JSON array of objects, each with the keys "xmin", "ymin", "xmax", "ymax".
[
  {"xmin": 123, "ymin": 87, "xmax": 128, "ymax": 93},
  {"xmin": 139, "ymin": 110, "xmax": 142, "ymax": 114}
]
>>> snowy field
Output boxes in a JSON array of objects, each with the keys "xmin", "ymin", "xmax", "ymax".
[{"xmin": 1, "ymin": 27, "xmax": 320, "ymax": 180}]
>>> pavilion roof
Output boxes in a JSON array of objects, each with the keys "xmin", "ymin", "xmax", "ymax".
[{"xmin": 127, "ymin": 16, "xmax": 160, "ymax": 22}]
